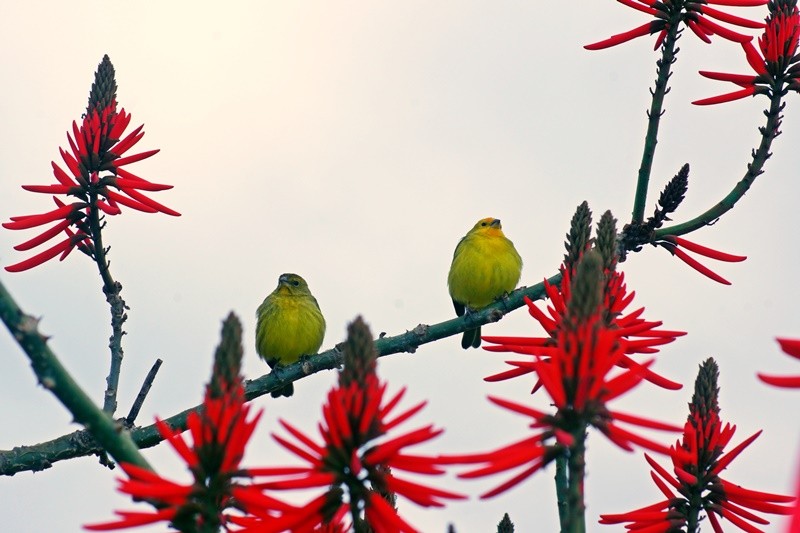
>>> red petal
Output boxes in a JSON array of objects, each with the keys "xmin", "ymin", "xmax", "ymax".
[
  {"xmin": 618, "ymin": 0, "xmax": 659, "ymax": 15},
  {"xmin": 710, "ymin": 430, "xmax": 762, "ymax": 476},
  {"xmin": 757, "ymin": 374, "xmax": 800, "ymax": 388},
  {"xmin": 742, "ymin": 40, "xmax": 770, "ymax": 75},
  {"xmin": 777, "ymin": 338, "xmax": 800, "ymax": 359},
  {"xmin": 113, "ymin": 177, "xmax": 173, "ymax": 191},
  {"xmin": 3, "ymin": 203, "xmax": 80, "ymax": 230},
  {"xmin": 585, "ymin": 22, "xmax": 656, "ymax": 50},
  {"xmin": 5, "ymin": 237, "xmax": 74, "ymax": 272},
  {"xmin": 688, "ymin": 19, "xmax": 714, "ymax": 43},
  {"xmin": 700, "ymin": 5, "xmax": 765, "ymax": 29},
  {"xmin": 693, "ymin": 86, "xmax": 757, "ymax": 105},
  {"xmin": 104, "ymin": 190, "xmax": 158, "ymax": 213},
  {"xmin": 13, "ymin": 219, "xmax": 72, "ymax": 251},
  {"xmin": 84, "ymin": 508, "xmax": 177, "ymax": 531},
  {"xmin": 668, "ymin": 236, "xmax": 747, "ymax": 262},
  {"xmin": 120, "ymin": 188, "xmax": 180, "ymax": 216},
  {"xmin": 699, "ymin": 70, "xmax": 759, "ymax": 85},
  {"xmin": 480, "ymin": 460, "xmax": 546, "ymax": 499},
  {"xmin": 695, "ymin": 15, "xmax": 754, "ymax": 43},
  {"xmin": 112, "ymin": 149, "xmax": 160, "ymax": 168},
  {"xmin": 706, "ymin": 1, "xmax": 767, "ymax": 6},
  {"xmin": 669, "ymin": 246, "xmax": 732, "ymax": 284},
  {"xmin": 111, "ymin": 124, "xmax": 144, "ymax": 156},
  {"xmin": 21, "ymin": 184, "xmax": 74, "ymax": 194},
  {"xmin": 612, "ymin": 410, "xmax": 682, "ymax": 432}
]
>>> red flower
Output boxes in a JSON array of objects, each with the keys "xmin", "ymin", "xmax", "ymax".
[
  {"xmin": 695, "ymin": 1, "xmax": 800, "ymax": 105},
  {"xmin": 86, "ymin": 315, "xmax": 286, "ymax": 532},
  {"xmin": 758, "ymin": 337, "xmax": 800, "ymax": 388},
  {"xmin": 243, "ymin": 373, "xmax": 464, "ymax": 532},
  {"xmin": 484, "ymin": 266, "xmax": 686, "ymax": 390},
  {"xmin": 4, "ymin": 55, "xmax": 178, "ymax": 272},
  {"xmin": 586, "ymin": 0, "xmax": 765, "ymax": 51},
  {"xmin": 446, "ymin": 251, "xmax": 682, "ymax": 498},
  {"xmin": 656, "ymin": 235, "xmax": 747, "ymax": 285},
  {"xmin": 85, "ymin": 381, "xmax": 279, "ymax": 531},
  {"xmin": 600, "ymin": 359, "xmax": 796, "ymax": 532}
]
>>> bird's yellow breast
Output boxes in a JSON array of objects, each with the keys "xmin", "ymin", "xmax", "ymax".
[
  {"xmin": 256, "ymin": 293, "xmax": 326, "ymax": 365},
  {"xmin": 448, "ymin": 231, "xmax": 522, "ymax": 309}
]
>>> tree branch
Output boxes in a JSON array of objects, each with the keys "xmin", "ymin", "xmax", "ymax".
[
  {"xmin": 631, "ymin": 21, "xmax": 681, "ymax": 225},
  {"xmin": 0, "ymin": 273, "xmax": 561, "ymax": 476},
  {"xmin": 654, "ymin": 90, "xmax": 784, "ymax": 238},
  {"xmin": 0, "ymin": 278, "xmax": 150, "ymax": 474}
]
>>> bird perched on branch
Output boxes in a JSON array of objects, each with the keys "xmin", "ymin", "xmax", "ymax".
[
  {"xmin": 256, "ymin": 273, "xmax": 326, "ymax": 397},
  {"xmin": 448, "ymin": 218, "xmax": 523, "ymax": 349}
]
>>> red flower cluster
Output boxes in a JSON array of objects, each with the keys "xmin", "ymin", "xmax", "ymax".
[
  {"xmin": 242, "ymin": 372, "xmax": 464, "ymax": 532},
  {"xmin": 696, "ymin": 0, "xmax": 800, "ymax": 105},
  {"xmin": 758, "ymin": 337, "xmax": 800, "ymax": 388},
  {"xmin": 656, "ymin": 235, "xmax": 747, "ymax": 285},
  {"xmin": 86, "ymin": 316, "xmax": 285, "ymax": 531},
  {"xmin": 85, "ymin": 381, "xmax": 278, "ymax": 531},
  {"xmin": 484, "ymin": 265, "xmax": 686, "ymax": 390},
  {"xmin": 586, "ymin": 0, "xmax": 765, "ymax": 51},
  {"xmin": 3, "ymin": 55, "xmax": 178, "ymax": 272},
  {"xmin": 600, "ymin": 359, "xmax": 795, "ymax": 532},
  {"xmin": 447, "ymin": 250, "xmax": 682, "ymax": 498}
]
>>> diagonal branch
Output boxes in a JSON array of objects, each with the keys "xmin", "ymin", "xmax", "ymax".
[
  {"xmin": 631, "ymin": 22, "xmax": 682, "ymax": 225},
  {"xmin": 654, "ymin": 90, "xmax": 784, "ymax": 238},
  {"xmin": 0, "ymin": 278, "xmax": 150, "ymax": 474},
  {"xmin": 0, "ymin": 273, "xmax": 561, "ymax": 476}
]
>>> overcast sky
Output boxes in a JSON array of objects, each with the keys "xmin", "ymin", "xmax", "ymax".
[{"xmin": 1, "ymin": 2, "xmax": 798, "ymax": 532}]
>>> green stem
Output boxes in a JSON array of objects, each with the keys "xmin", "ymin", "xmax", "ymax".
[
  {"xmin": 685, "ymin": 487, "xmax": 702, "ymax": 533},
  {"xmin": 554, "ymin": 452, "xmax": 570, "ymax": 530},
  {"xmin": 0, "ymin": 278, "xmax": 150, "ymax": 472},
  {"xmin": 631, "ymin": 24, "xmax": 681, "ymax": 225},
  {"xmin": 0, "ymin": 273, "xmax": 562, "ymax": 475},
  {"xmin": 564, "ymin": 429, "xmax": 587, "ymax": 533},
  {"xmin": 88, "ymin": 191, "xmax": 127, "ymax": 415},
  {"xmin": 654, "ymin": 90, "xmax": 784, "ymax": 238}
]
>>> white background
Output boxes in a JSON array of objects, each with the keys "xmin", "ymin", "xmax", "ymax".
[{"xmin": 0, "ymin": 2, "xmax": 798, "ymax": 532}]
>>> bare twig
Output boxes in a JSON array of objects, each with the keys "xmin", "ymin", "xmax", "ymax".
[{"xmin": 125, "ymin": 359, "xmax": 163, "ymax": 427}]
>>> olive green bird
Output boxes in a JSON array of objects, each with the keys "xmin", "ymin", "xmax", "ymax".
[
  {"xmin": 448, "ymin": 218, "xmax": 523, "ymax": 349},
  {"xmin": 256, "ymin": 273, "xmax": 326, "ymax": 397}
]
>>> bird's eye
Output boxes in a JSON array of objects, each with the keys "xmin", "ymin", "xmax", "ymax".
[
  {"xmin": 291, "ymin": 280, "xmax": 300, "ymax": 286},
  {"xmin": 481, "ymin": 221, "xmax": 488, "ymax": 227}
]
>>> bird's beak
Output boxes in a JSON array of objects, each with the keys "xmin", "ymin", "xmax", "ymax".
[
  {"xmin": 278, "ymin": 274, "xmax": 289, "ymax": 285},
  {"xmin": 491, "ymin": 219, "xmax": 502, "ymax": 228}
]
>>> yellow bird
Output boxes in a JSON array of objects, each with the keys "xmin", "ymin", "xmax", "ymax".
[
  {"xmin": 448, "ymin": 218, "xmax": 523, "ymax": 349},
  {"xmin": 256, "ymin": 273, "xmax": 326, "ymax": 397}
]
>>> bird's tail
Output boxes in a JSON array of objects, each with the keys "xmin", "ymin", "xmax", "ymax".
[
  {"xmin": 461, "ymin": 326, "xmax": 481, "ymax": 349},
  {"xmin": 271, "ymin": 383, "xmax": 294, "ymax": 398}
]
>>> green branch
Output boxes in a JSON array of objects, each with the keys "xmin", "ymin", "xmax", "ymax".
[
  {"xmin": 0, "ymin": 273, "xmax": 561, "ymax": 475},
  {"xmin": 564, "ymin": 429, "xmax": 587, "ymax": 533},
  {"xmin": 631, "ymin": 24, "xmax": 681, "ymax": 225},
  {"xmin": 0, "ymin": 278, "xmax": 150, "ymax": 473},
  {"xmin": 87, "ymin": 196, "xmax": 128, "ymax": 415},
  {"xmin": 654, "ymin": 90, "xmax": 784, "ymax": 238}
]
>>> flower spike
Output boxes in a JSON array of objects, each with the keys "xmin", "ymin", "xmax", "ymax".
[
  {"xmin": 4, "ymin": 55, "xmax": 179, "ymax": 272},
  {"xmin": 245, "ymin": 317, "xmax": 464, "ymax": 532},
  {"xmin": 85, "ymin": 314, "xmax": 285, "ymax": 532},
  {"xmin": 695, "ymin": 1, "xmax": 800, "ymax": 105},
  {"xmin": 586, "ymin": 0, "xmax": 765, "ymax": 51},
  {"xmin": 600, "ymin": 359, "xmax": 795, "ymax": 531},
  {"xmin": 453, "ymin": 236, "xmax": 683, "ymax": 500}
]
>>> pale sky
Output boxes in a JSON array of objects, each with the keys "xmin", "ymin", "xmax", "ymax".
[{"xmin": 1, "ymin": 2, "xmax": 798, "ymax": 532}]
